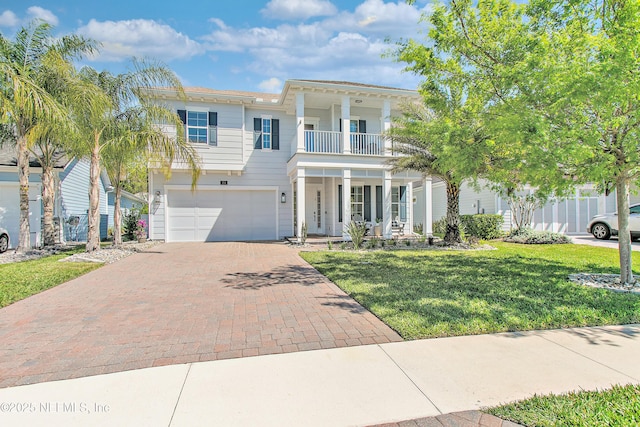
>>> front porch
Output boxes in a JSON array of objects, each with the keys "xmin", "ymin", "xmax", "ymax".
[{"xmin": 289, "ymin": 167, "xmax": 433, "ymax": 241}]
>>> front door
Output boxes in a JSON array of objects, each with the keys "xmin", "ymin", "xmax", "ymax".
[{"xmin": 305, "ymin": 185, "xmax": 323, "ymax": 235}]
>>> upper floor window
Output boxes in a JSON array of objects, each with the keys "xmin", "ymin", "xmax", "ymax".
[
  {"xmin": 253, "ymin": 117, "xmax": 280, "ymax": 150},
  {"xmin": 177, "ymin": 110, "xmax": 217, "ymax": 146},
  {"xmin": 262, "ymin": 118, "xmax": 272, "ymax": 149}
]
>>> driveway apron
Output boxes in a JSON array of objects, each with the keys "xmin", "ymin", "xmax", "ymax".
[{"xmin": 0, "ymin": 242, "xmax": 400, "ymax": 389}]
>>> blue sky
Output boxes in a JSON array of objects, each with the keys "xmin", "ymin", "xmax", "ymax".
[{"xmin": 0, "ymin": 0, "xmax": 432, "ymax": 93}]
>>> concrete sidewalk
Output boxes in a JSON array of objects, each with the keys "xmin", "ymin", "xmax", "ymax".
[{"xmin": 0, "ymin": 324, "xmax": 638, "ymax": 427}]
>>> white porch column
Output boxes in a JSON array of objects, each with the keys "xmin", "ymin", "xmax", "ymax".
[
  {"xmin": 383, "ymin": 170, "xmax": 392, "ymax": 238},
  {"xmin": 382, "ymin": 99, "xmax": 391, "ymax": 155},
  {"xmin": 342, "ymin": 96, "xmax": 351, "ymax": 154},
  {"xmin": 342, "ymin": 169, "xmax": 352, "ymax": 239},
  {"xmin": 296, "ymin": 93, "xmax": 305, "ymax": 153},
  {"xmin": 423, "ymin": 176, "xmax": 433, "ymax": 236},
  {"xmin": 296, "ymin": 169, "xmax": 306, "ymax": 242},
  {"xmin": 407, "ymin": 181, "xmax": 414, "ymax": 234}
]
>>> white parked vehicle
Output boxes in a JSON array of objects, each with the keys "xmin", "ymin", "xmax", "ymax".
[{"xmin": 587, "ymin": 203, "xmax": 640, "ymax": 240}]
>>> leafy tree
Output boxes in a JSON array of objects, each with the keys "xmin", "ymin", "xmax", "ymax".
[
  {"xmin": 416, "ymin": 0, "xmax": 640, "ymax": 283},
  {"xmin": 0, "ymin": 21, "xmax": 92, "ymax": 250}
]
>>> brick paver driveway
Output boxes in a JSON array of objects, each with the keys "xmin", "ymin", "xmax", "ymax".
[{"xmin": 0, "ymin": 242, "xmax": 400, "ymax": 388}]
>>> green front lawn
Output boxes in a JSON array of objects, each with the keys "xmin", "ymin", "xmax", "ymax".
[
  {"xmin": 0, "ymin": 249, "xmax": 101, "ymax": 308},
  {"xmin": 488, "ymin": 384, "xmax": 640, "ymax": 426},
  {"xmin": 300, "ymin": 242, "xmax": 640, "ymax": 339}
]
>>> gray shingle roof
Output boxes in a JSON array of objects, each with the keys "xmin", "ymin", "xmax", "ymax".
[{"xmin": 0, "ymin": 144, "xmax": 68, "ymax": 169}]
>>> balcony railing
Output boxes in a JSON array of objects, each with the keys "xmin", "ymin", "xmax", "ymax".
[
  {"xmin": 350, "ymin": 133, "xmax": 382, "ymax": 156},
  {"xmin": 304, "ymin": 130, "xmax": 341, "ymax": 153},
  {"xmin": 301, "ymin": 130, "xmax": 385, "ymax": 156}
]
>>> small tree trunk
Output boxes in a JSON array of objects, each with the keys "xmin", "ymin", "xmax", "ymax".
[
  {"xmin": 616, "ymin": 176, "xmax": 633, "ymax": 284},
  {"xmin": 41, "ymin": 164, "xmax": 56, "ymax": 246},
  {"xmin": 86, "ymin": 139, "xmax": 101, "ymax": 253},
  {"xmin": 113, "ymin": 185, "xmax": 123, "ymax": 246},
  {"xmin": 444, "ymin": 180, "xmax": 462, "ymax": 245},
  {"xmin": 17, "ymin": 134, "xmax": 31, "ymax": 252}
]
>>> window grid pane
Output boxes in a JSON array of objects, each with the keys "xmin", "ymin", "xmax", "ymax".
[{"xmin": 187, "ymin": 111, "xmax": 208, "ymax": 143}]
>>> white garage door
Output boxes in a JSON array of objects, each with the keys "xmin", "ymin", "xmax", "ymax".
[
  {"xmin": 167, "ymin": 189, "xmax": 277, "ymax": 242},
  {"xmin": 0, "ymin": 183, "xmax": 41, "ymax": 248}
]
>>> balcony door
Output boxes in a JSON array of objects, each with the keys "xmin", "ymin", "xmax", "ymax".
[{"xmin": 305, "ymin": 185, "xmax": 324, "ymax": 235}]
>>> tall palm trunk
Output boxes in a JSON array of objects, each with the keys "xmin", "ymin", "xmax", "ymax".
[
  {"xmin": 616, "ymin": 175, "xmax": 633, "ymax": 284},
  {"xmin": 86, "ymin": 137, "xmax": 101, "ymax": 252},
  {"xmin": 113, "ymin": 185, "xmax": 123, "ymax": 246},
  {"xmin": 17, "ymin": 132, "xmax": 31, "ymax": 251},
  {"xmin": 445, "ymin": 180, "xmax": 462, "ymax": 245},
  {"xmin": 41, "ymin": 163, "xmax": 56, "ymax": 246}
]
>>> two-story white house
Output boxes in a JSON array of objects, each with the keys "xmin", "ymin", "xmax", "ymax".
[{"xmin": 147, "ymin": 80, "xmax": 434, "ymax": 242}]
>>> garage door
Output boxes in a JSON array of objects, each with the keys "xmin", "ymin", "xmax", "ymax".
[
  {"xmin": 0, "ymin": 183, "xmax": 41, "ymax": 248},
  {"xmin": 167, "ymin": 189, "xmax": 277, "ymax": 242}
]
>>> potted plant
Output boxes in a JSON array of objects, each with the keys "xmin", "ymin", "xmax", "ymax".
[
  {"xmin": 134, "ymin": 219, "xmax": 148, "ymax": 243},
  {"xmin": 374, "ymin": 218, "xmax": 382, "ymax": 236}
]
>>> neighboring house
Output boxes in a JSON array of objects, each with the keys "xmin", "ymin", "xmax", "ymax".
[
  {"xmin": 0, "ymin": 147, "xmax": 145, "ymax": 249},
  {"xmin": 59, "ymin": 159, "xmax": 146, "ymax": 242},
  {"xmin": 0, "ymin": 146, "xmax": 67, "ymax": 248},
  {"xmin": 415, "ymin": 179, "xmax": 622, "ymax": 234},
  {"xmin": 147, "ymin": 80, "xmax": 433, "ymax": 242}
]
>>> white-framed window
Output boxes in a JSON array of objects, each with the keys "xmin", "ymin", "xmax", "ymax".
[
  {"xmin": 178, "ymin": 110, "xmax": 217, "ymax": 146},
  {"xmin": 351, "ymin": 186, "xmax": 364, "ymax": 220},
  {"xmin": 262, "ymin": 117, "xmax": 272, "ymax": 150},
  {"xmin": 254, "ymin": 116, "xmax": 279, "ymax": 150},
  {"xmin": 187, "ymin": 111, "xmax": 208, "ymax": 143},
  {"xmin": 392, "ymin": 186, "xmax": 407, "ymax": 221}
]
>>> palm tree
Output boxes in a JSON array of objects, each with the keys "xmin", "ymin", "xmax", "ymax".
[
  {"xmin": 103, "ymin": 103, "xmax": 200, "ymax": 246},
  {"xmin": 387, "ymin": 100, "xmax": 490, "ymax": 245},
  {"xmin": 0, "ymin": 20, "xmax": 96, "ymax": 250},
  {"xmin": 76, "ymin": 59, "xmax": 199, "ymax": 251}
]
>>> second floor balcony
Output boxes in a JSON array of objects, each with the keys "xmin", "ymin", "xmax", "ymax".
[{"xmin": 296, "ymin": 130, "xmax": 395, "ymax": 157}]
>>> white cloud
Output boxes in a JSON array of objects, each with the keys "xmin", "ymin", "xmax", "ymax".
[
  {"xmin": 77, "ymin": 19, "xmax": 204, "ymax": 62},
  {"xmin": 201, "ymin": 0, "xmax": 429, "ymax": 89},
  {"xmin": 0, "ymin": 10, "xmax": 19, "ymax": 27},
  {"xmin": 26, "ymin": 6, "xmax": 58, "ymax": 26},
  {"xmin": 258, "ymin": 77, "xmax": 283, "ymax": 92},
  {"xmin": 208, "ymin": 18, "xmax": 227, "ymax": 30},
  {"xmin": 261, "ymin": 0, "xmax": 337, "ymax": 20}
]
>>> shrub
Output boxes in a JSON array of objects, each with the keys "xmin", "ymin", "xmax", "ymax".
[
  {"xmin": 327, "ymin": 240, "xmax": 333, "ymax": 250},
  {"xmin": 123, "ymin": 210, "xmax": 141, "ymax": 240},
  {"xmin": 504, "ymin": 228, "xmax": 571, "ymax": 244},
  {"xmin": 366, "ymin": 237, "xmax": 379, "ymax": 250},
  {"xmin": 346, "ymin": 221, "xmax": 367, "ymax": 249},
  {"xmin": 413, "ymin": 223, "xmax": 423, "ymax": 235},
  {"xmin": 433, "ymin": 218, "xmax": 446, "ymax": 235},
  {"xmin": 300, "ymin": 221, "xmax": 308, "ymax": 245},
  {"xmin": 460, "ymin": 214, "xmax": 504, "ymax": 240}
]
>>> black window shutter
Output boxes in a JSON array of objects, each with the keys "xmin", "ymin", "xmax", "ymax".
[
  {"xmin": 359, "ymin": 120, "xmax": 366, "ymax": 133},
  {"xmin": 376, "ymin": 186, "xmax": 383, "ymax": 221},
  {"xmin": 364, "ymin": 186, "xmax": 371, "ymax": 222},
  {"xmin": 339, "ymin": 119, "xmax": 342, "ymax": 132},
  {"xmin": 208, "ymin": 112, "xmax": 217, "ymax": 126},
  {"xmin": 177, "ymin": 109, "xmax": 186, "ymax": 124},
  {"xmin": 338, "ymin": 185, "xmax": 343, "ymax": 223},
  {"xmin": 254, "ymin": 118, "xmax": 262, "ymax": 149},
  {"xmin": 272, "ymin": 119, "xmax": 279, "ymax": 150}
]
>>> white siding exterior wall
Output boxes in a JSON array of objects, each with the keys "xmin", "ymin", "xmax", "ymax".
[{"xmin": 150, "ymin": 105, "xmax": 295, "ymax": 241}]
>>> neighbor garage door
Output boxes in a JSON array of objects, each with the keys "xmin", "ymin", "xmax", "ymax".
[
  {"xmin": 0, "ymin": 183, "xmax": 42, "ymax": 248},
  {"xmin": 166, "ymin": 189, "xmax": 277, "ymax": 242}
]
